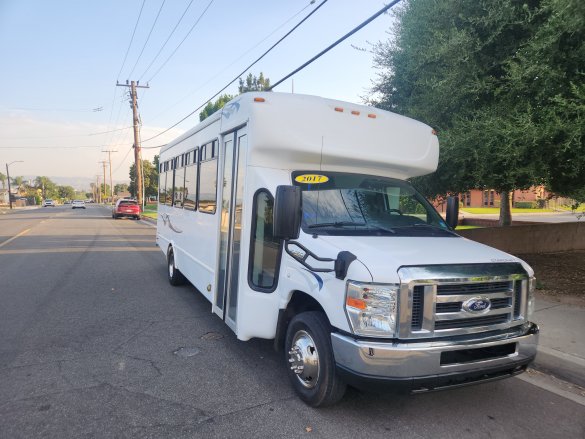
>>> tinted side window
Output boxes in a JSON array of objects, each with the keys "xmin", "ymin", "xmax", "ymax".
[
  {"xmin": 158, "ymin": 172, "xmax": 167, "ymax": 204},
  {"xmin": 198, "ymin": 141, "xmax": 218, "ymax": 214},
  {"xmin": 249, "ymin": 190, "xmax": 281, "ymax": 292},
  {"xmin": 183, "ymin": 163, "xmax": 198, "ymax": 210},
  {"xmin": 174, "ymin": 166, "xmax": 185, "ymax": 208}
]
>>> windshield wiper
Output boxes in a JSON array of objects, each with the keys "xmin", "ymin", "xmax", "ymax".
[
  {"xmin": 408, "ymin": 223, "xmax": 457, "ymax": 234},
  {"xmin": 308, "ymin": 221, "xmax": 366, "ymax": 229},
  {"xmin": 367, "ymin": 225, "xmax": 396, "ymax": 234}
]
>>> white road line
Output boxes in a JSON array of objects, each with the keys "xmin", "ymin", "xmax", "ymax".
[{"xmin": 0, "ymin": 228, "xmax": 31, "ymax": 249}]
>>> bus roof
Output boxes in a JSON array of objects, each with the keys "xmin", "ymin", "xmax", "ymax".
[{"xmin": 162, "ymin": 92, "xmax": 439, "ymax": 180}]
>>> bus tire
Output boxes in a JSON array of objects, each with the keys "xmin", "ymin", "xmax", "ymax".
[
  {"xmin": 167, "ymin": 248, "xmax": 185, "ymax": 286},
  {"xmin": 284, "ymin": 311, "xmax": 346, "ymax": 407}
]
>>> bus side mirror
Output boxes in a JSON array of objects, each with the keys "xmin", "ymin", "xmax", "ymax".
[
  {"xmin": 446, "ymin": 196, "xmax": 459, "ymax": 229},
  {"xmin": 274, "ymin": 185, "xmax": 301, "ymax": 240}
]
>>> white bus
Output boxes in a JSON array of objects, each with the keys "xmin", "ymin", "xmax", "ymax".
[{"xmin": 156, "ymin": 92, "xmax": 538, "ymax": 406}]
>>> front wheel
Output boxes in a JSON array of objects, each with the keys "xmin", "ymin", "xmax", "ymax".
[
  {"xmin": 285, "ymin": 311, "xmax": 346, "ymax": 407},
  {"xmin": 167, "ymin": 249, "xmax": 185, "ymax": 286}
]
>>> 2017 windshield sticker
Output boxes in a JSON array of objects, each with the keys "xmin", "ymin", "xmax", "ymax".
[{"xmin": 295, "ymin": 174, "xmax": 329, "ymax": 184}]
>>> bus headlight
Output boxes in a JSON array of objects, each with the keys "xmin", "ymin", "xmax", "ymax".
[
  {"xmin": 527, "ymin": 277, "xmax": 536, "ymax": 319},
  {"xmin": 345, "ymin": 281, "xmax": 399, "ymax": 337}
]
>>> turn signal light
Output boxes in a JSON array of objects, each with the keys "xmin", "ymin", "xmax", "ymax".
[
  {"xmin": 334, "ymin": 107, "xmax": 344, "ymax": 112},
  {"xmin": 346, "ymin": 297, "xmax": 367, "ymax": 310},
  {"xmin": 254, "ymin": 97, "xmax": 265, "ymax": 102},
  {"xmin": 368, "ymin": 113, "xmax": 377, "ymax": 119}
]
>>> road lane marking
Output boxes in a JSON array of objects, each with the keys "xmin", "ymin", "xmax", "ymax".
[
  {"xmin": 0, "ymin": 247, "xmax": 160, "ymax": 255},
  {"xmin": 0, "ymin": 228, "xmax": 31, "ymax": 249}
]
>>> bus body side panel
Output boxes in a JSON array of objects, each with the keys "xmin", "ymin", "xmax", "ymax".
[{"xmin": 157, "ymin": 119, "xmax": 222, "ymax": 305}]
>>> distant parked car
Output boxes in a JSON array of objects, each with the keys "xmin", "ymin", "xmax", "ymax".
[
  {"xmin": 43, "ymin": 199, "xmax": 55, "ymax": 207},
  {"xmin": 72, "ymin": 200, "xmax": 86, "ymax": 209},
  {"xmin": 112, "ymin": 199, "xmax": 141, "ymax": 220}
]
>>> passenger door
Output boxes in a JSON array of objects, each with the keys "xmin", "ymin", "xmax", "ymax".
[{"xmin": 214, "ymin": 127, "xmax": 247, "ymax": 331}]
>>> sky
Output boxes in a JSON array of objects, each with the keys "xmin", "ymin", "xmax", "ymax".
[{"xmin": 0, "ymin": 0, "xmax": 397, "ymax": 189}]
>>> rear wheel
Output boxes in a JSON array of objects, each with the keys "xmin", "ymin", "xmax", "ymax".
[
  {"xmin": 167, "ymin": 248, "xmax": 185, "ymax": 286},
  {"xmin": 285, "ymin": 311, "xmax": 346, "ymax": 407}
]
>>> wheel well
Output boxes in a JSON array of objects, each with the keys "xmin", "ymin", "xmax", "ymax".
[{"xmin": 274, "ymin": 291, "xmax": 329, "ymax": 352}]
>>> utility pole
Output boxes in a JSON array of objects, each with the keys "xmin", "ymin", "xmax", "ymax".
[
  {"xmin": 102, "ymin": 149, "xmax": 117, "ymax": 204},
  {"xmin": 117, "ymin": 80, "xmax": 149, "ymax": 206},
  {"xmin": 95, "ymin": 175, "xmax": 101, "ymax": 204},
  {"xmin": 99, "ymin": 161, "xmax": 108, "ymax": 203}
]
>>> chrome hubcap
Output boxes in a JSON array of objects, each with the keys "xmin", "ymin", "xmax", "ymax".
[{"xmin": 288, "ymin": 330, "xmax": 319, "ymax": 389}]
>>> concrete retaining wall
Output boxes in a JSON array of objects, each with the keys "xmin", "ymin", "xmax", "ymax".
[{"xmin": 458, "ymin": 222, "xmax": 585, "ymax": 254}]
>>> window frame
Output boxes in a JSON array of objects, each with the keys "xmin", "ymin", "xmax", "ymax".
[
  {"xmin": 247, "ymin": 189, "xmax": 282, "ymax": 293},
  {"xmin": 197, "ymin": 139, "xmax": 219, "ymax": 215}
]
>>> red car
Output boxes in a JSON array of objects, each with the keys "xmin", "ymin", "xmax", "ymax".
[{"xmin": 112, "ymin": 199, "xmax": 141, "ymax": 220}]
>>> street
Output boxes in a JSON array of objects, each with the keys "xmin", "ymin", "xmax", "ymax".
[{"xmin": 1, "ymin": 206, "xmax": 584, "ymax": 438}]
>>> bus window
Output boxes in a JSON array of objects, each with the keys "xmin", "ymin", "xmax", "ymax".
[
  {"xmin": 174, "ymin": 166, "xmax": 185, "ymax": 208},
  {"xmin": 183, "ymin": 161, "xmax": 198, "ymax": 210},
  {"xmin": 248, "ymin": 190, "xmax": 281, "ymax": 292},
  {"xmin": 198, "ymin": 142, "xmax": 218, "ymax": 214},
  {"xmin": 158, "ymin": 172, "xmax": 167, "ymax": 204}
]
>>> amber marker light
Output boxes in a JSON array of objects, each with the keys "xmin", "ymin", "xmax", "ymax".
[
  {"xmin": 334, "ymin": 107, "xmax": 344, "ymax": 112},
  {"xmin": 351, "ymin": 110, "xmax": 360, "ymax": 116},
  {"xmin": 254, "ymin": 97, "xmax": 265, "ymax": 102},
  {"xmin": 346, "ymin": 296, "xmax": 367, "ymax": 310},
  {"xmin": 368, "ymin": 113, "xmax": 377, "ymax": 119}
]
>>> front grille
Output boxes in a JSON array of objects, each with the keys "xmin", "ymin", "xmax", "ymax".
[
  {"xmin": 399, "ymin": 264, "xmax": 528, "ymax": 339},
  {"xmin": 411, "ymin": 286, "xmax": 424, "ymax": 330},
  {"xmin": 437, "ymin": 281, "xmax": 512, "ymax": 295},
  {"xmin": 435, "ymin": 314, "xmax": 510, "ymax": 330},
  {"xmin": 513, "ymin": 281, "xmax": 522, "ymax": 318}
]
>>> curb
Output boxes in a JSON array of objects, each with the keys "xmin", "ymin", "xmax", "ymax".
[{"xmin": 533, "ymin": 346, "xmax": 585, "ymax": 388}]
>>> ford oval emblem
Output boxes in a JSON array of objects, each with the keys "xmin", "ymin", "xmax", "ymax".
[{"xmin": 463, "ymin": 297, "xmax": 492, "ymax": 314}]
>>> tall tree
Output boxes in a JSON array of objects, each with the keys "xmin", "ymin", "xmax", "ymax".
[
  {"xmin": 114, "ymin": 183, "xmax": 129, "ymax": 195},
  {"xmin": 238, "ymin": 72, "xmax": 271, "ymax": 93},
  {"xmin": 129, "ymin": 159, "xmax": 158, "ymax": 198},
  {"xmin": 0, "ymin": 172, "xmax": 6, "ymax": 189},
  {"xmin": 370, "ymin": 0, "xmax": 583, "ymax": 225},
  {"xmin": 199, "ymin": 94, "xmax": 234, "ymax": 122},
  {"xmin": 199, "ymin": 72, "xmax": 271, "ymax": 122}
]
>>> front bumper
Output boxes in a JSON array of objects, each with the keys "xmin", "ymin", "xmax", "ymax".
[{"xmin": 332, "ymin": 322, "xmax": 539, "ymax": 393}]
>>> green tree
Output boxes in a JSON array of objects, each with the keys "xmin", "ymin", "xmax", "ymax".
[
  {"xmin": 199, "ymin": 72, "xmax": 272, "ymax": 122},
  {"xmin": 0, "ymin": 172, "xmax": 6, "ymax": 189},
  {"xmin": 370, "ymin": 0, "xmax": 583, "ymax": 225},
  {"xmin": 199, "ymin": 93, "xmax": 234, "ymax": 122},
  {"xmin": 238, "ymin": 72, "xmax": 271, "ymax": 93},
  {"xmin": 114, "ymin": 183, "xmax": 129, "ymax": 195},
  {"xmin": 129, "ymin": 159, "xmax": 159, "ymax": 199},
  {"xmin": 57, "ymin": 185, "xmax": 76, "ymax": 200},
  {"xmin": 34, "ymin": 176, "xmax": 58, "ymax": 199}
]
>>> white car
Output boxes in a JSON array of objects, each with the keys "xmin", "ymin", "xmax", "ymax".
[
  {"xmin": 72, "ymin": 200, "xmax": 86, "ymax": 209},
  {"xmin": 43, "ymin": 199, "xmax": 55, "ymax": 207}
]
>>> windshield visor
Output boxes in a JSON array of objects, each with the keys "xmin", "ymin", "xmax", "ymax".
[{"xmin": 292, "ymin": 171, "xmax": 452, "ymax": 237}]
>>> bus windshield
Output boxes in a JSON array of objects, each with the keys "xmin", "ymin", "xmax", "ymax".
[{"xmin": 292, "ymin": 172, "xmax": 453, "ymax": 237}]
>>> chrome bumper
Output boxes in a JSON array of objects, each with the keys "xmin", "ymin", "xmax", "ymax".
[{"xmin": 332, "ymin": 323, "xmax": 539, "ymax": 391}]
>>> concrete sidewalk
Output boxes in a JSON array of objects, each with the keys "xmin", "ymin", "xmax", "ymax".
[{"xmin": 531, "ymin": 296, "xmax": 585, "ymax": 387}]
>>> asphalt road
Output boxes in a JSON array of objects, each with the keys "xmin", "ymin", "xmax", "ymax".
[{"xmin": 1, "ymin": 206, "xmax": 584, "ymax": 438}]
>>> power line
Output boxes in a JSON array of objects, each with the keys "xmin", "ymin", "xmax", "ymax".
[
  {"xmin": 112, "ymin": 146, "xmax": 134, "ymax": 174},
  {"xmin": 138, "ymin": 0, "xmax": 197, "ymax": 81},
  {"xmin": 0, "ymin": 126, "xmax": 132, "ymax": 140},
  {"xmin": 142, "ymin": 0, "xmax": 328, "ymax": 142},
  {"xmin": 127, "ymin": 0, "xmax": 167, "ymax": 79},
  {"xmin": 269, "ymin": 0, "xmax": 402, "ymax": 91},
  {"xmin": 146, "ymin": 0, "xmax": 318, "ymax": 123},
  {"xmin": 117, "ymin": 0, "xmax": 147, "ymax": 80},
  {"xmin": 147, "ymin": 0, "xmax": 216, "ymax": 82}
]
